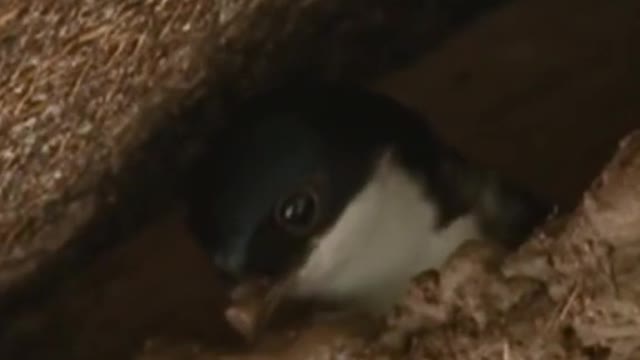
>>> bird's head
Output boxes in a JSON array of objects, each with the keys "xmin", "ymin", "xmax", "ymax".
[{"xmin": 186, "ymin": 85, "xmax": 550, "ymax": 324}]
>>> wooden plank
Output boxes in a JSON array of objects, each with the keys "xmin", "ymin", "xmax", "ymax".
[{"xmin": 380, "ymin": 0, "xmax": 640, "ymax": 207}]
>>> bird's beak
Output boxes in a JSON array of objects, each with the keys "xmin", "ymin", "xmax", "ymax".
[{"xmin": 224, "ymin": 274, "xmax": 296, "ymax": 342}]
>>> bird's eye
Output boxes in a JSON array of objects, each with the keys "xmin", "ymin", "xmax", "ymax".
[{"xmin": 274, "ymin": 189, "xmax": 319, "ymax": 233}]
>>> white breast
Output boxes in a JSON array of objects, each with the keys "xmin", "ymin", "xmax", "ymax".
[{"xmin": 292, "ymin": 150, "xmax": 482, "ymax": 313}]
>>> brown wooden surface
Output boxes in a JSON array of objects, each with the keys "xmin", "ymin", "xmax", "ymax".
[{"xmin": 380, "ymin": 0, "xmax": 640, "ymax": 208}]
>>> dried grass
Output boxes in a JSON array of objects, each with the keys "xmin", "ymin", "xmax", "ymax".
[{"xmin": 0, "ymin": 0, "xmax": 215, "ymax": 282}]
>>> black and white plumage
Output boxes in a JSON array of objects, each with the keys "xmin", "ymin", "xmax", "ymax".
[{"xmin": 187, "ymin": 84, "xmax": 549, "ymax": 314}]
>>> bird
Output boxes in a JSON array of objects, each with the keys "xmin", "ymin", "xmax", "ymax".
[{"xmin": 185, "ymin": 83, "xmax": 550, "ymax": 317}]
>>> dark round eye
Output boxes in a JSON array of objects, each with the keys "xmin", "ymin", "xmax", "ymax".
[{"xmin": 274, "ymin": 190, "xmax": 319, "ymax": 233}]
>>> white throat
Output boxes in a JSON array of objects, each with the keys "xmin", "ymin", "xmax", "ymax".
[{"xmin": 292, "ymin": 150, "xmax": 483, "ymax": 313}]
